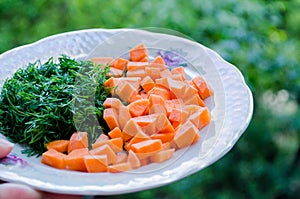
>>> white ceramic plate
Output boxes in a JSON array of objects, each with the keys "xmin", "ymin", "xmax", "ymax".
[{"xmin": 0, "ymin": 29, "xmax": 253, "ymax": 195}]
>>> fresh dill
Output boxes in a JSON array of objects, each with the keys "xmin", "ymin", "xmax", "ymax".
[{"xmin": 0, "ymin": 55, "xmax": 111, "ymax": 156}]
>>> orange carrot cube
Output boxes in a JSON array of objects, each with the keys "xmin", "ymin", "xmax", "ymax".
[
  {"xmin": 68, "ymin": 132, "xmax": 88, "ymax": 154},
  {"xmin": 150, "ymin": 148, "xmax": 175, "ymax": 163},
  {"xmin": 42, "ymin": 149, "xmax": 67, "ymax": 170},
  {"xmin": 129, "ymin": 44, "xmax": 148, "ymax": 62},
  {"xmin": 84, "ymin": 155, "xmax": 108, "ymax": 173},
  {"xmin": 46, "ymin": 140, "xmax": 69, "ymax": 153},
  {"xmin": 108, "ymin": 162, "xmax": 131, "ymax": 173}
]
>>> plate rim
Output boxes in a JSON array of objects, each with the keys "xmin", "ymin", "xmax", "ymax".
[{"xmin": 0, "ymin": 28, "xmax": 254, "ymax": 195}]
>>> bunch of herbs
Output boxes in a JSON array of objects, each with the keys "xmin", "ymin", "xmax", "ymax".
[{"xmin": 0, "ymin": 55, "xmax": 111, "ymax": 156}]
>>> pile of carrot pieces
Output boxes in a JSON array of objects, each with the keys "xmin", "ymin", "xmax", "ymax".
[{"xmin": 41, "ymin": 43, "xmax": 213, "ymax": 173}]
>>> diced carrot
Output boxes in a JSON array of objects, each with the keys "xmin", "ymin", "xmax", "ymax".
[
  {"xmin": 128, "ymin": 150, "xmax": 141, "ymax": 169},
  {"xmin": 95, "ymin": 133, "xmax": 109, "ymax": 143},
  {"xmin": 104, "ymin": 77, "xmax": 119, "ymax": 95},
  {"xmin": 140, "ymin": 76, "xmax": 155, "ymax": 92},
  {"xmin": 105, "ymin": 77, "xmax": 140, "ymax": 91},
  {"xmin": 131, "ymin": 114, "xmax": 157, "ymax": 127},
  {"xmin": 104, "ymin": 77, "xmax": 113, "ymax": 88},
  {"xmin": 118, "ymin": 106, "xmax": 132, "ymax": 131},
  {"xmin": 46, "ymin": 140, "xmax": 69, "ymax": 153},
  {"xmin": 148, "ymin": 94, "xmax": 166, "ymax": 107},
  {"xmin": 164, "ymin": 99, "xmax": 184, "ymax": 116},
  {"xmin": 68, "ymin": 132, "xmax": 88, "ymax": 154},
  {"xmin": 130, "ymin": 114, "xmax": 158, "ymax": 135},
  {"xmin": 148, "ymin": 86, "xmax": 170, "ymax": 100},
  {"xmin": 121, "ymin": 131, "xmax": 133, "ymax": 142},
  {"xmin": 150, "ymin": 148, "xmax": 175, "ymax": 163},
  {"xmin": 126, "ymin": 69, "xmax": 146, "ymax": 78},
  {"xmin": 91, "ymin": 57, "xmax": 114, "ymax": 65},
  {"xmin": 149, "ymin": 104, "xmax": 167, "ymax": 115},
  {"xmin": 151, "ymin": 55, "xmax": 165, "ymax": 65},
  {"xmin": 92, "ymin": 137, "xmax": 123, "ymax": 153},
  {"xmin": 65, "ymin": 148, "xmax": 89, "ymax": 172},
  {"xmin": 168, "ymin": 108, "xmax": 189, "ymax": 124},
  {"xmin": 128, "ymin": 98, "xmax": 150, "ymax": 117},
  {"xmin": 188, "ymin": 79, "xmax": 196, "ymax": 87},
  {"xmin": 156, "ymin": 113, "xmax": 175, "ymax": 134},
  {"xmin": 173, "ymin": 122, "xmax": 184, "ymax": 132},
  {"xmin": 90, "ymin": 144, "xmax": 117, "ymax": 165},
  {"xmin": 145, "ymin": 67, "xmax": 161, "ymax": 80},
  {"xmin": 129, "ymin": 43, "xmax": 148, "ymax": 62},
  {"xmin": 184, "ymin": 94, "xmax": 205, "ymax": 107},
  {"xmin": 148, "ymin": 63, "xmax": 166, "ymax": 71},
  {"xmin": 168, "ymin": 79, "xmax": 186, "ymax": 99},
  {"xmin": 171, "ymin": 67, "xmax": 186, "ymax": 80},
  {"xmin": 109, "ymin": 77, "xmax": 141, "ymax": 99},
  {"xmin": 141, "ymin": 121, "xmax": 157, "ymax": 136},
  {"xmin": 103, "ymin": 97, "xmax": 123, "ymax": 110},
  {"xmin": 103, "ymin": 108, "xmax": 119, "ymax": 130},
  {"xmin": 183, "ymin": 104, "xmax": 202, "ymax": 115},
  {"xmin": 122, "ymin": 119, "xmax": 143, "ymax": 137},
  {"xmin": 129, "ymin": 93, "xmax": 143, "ymax": 102},
  {"xmin": 42, "ymin": 149, "xmax": 67, "ymax": 170},
  {"xmin": 140, "ymin": 157, "xmax": 150, "ymax": 166},
  {"xmin": 159, "ymin": 69, "xmax": 172, "ymax": 79},
  {"xmin": 118, "ymin": 77, "xmax": 141, "ymax": 89},
  {"xmin": 191, "ymin": 76, "xmax": 213, "ymax": 99},
  {"xmin": 108, "ymin": 162, "xmax": 131, "ymax": 173},
  {"xmin": 172, "ymin": 121, "xmax": 181, "ymax": 130},
  {"xmin": 149, "ymin": 94, "xmax": 167, "ymax": 115},
  {"xmin": 124, "ymin": 141, "xmax": 130, "ymax": 151},
  {"xmin": 155, "ymin": 77, "xmax": 169, "ymax": 89},
  {"xmin": 131, "ymin": 139, "xmax": 163, "ymax": 154},
  {"xmin": 115, "ymin": 81, "xmax": 138, "ymax": 103},
  {"xmin": 192, "ymin": 134, "xmax": 199, "ymax": 145},
  {"xmin": 107, "ymin": 67, "xmax": 123, "ymax": 77},
  {"xmin": 108, "ymin": 127, "xmax": 122, "ymax": 139},
  {"xmin": 126, "ymin": 130, "xmax": 151, "ymax": 150},
  {"xmin": 131, "ymin": 139, "xmax": 163, "ymax": 160},
  {"xmin": 139, "ymin": 56, "xmax": 149, "ymax": 62},
  {"xmin": 162, "ymin": 142, "xmax": 171, "ymax": 150},
  {"xmin": 91, "ymin": 140, "xmax": 106, "ymax": 149},
  {"xmin": 116, "ymin": 151, "xmax": 128, "ymax": 164},
  {"xmin": 127, "ymin": 61, "xmax": 148, "ymax": 71},
  {"xmin": 150, "ymin": 132, "xmax": 175, "ymax": 143},
  {"xmin": 111, "ymin": 58, "xmax": 129, "ymax": 70},
  {"xmin": 188, "ymin": 107, "xmax": 211, "ymax": 130},
  {"xmin": 182, "ymin": 84, "xmax": 198, "ymax": 100},
  {"xmin": 164, "ymin": 101, "xmax": 175, "ymax": 116},
  {"xmin": 108, "ymin": 137, "xmax": 123, "ymax": 152},
  {"xmin": 173, "ymin": 121, "xmax": 199, "ymax": 149},
  {"xmin": 171, "ymin": 73, "xmax": 185, "ymax": 81},
  {"xmin": 84, "ymin": 155, "xmax": 108, "ymax": 173},
  {"xmin": 129, "ymin": 91, "xmax": 148, "ymax": 103}
]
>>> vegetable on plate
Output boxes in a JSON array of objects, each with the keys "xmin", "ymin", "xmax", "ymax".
[{"xmin": 41, "ymin": 43, "xmax": 213, "ymax": 173}]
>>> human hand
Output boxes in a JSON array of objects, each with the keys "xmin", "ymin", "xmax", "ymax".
[{"xmin": 0, "ymin": 138, "xmax": 82, "ymax": 199}]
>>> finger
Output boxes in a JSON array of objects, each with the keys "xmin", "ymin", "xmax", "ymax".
[
  {"xmin": 0, "ymin": 139, "xmax": 14, "ymax": 158},
  {"xmin": 0, "ymin": 183, "xmax": 42, "ymax": 199},
  {"xmin": 42, "ymin": 192, "xmax": 83, "ymax": 199}
]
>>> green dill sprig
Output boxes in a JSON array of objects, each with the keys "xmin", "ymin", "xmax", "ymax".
[{"xmin": 0, "ymin": 55, "xmax": 111, "ymax": 156}]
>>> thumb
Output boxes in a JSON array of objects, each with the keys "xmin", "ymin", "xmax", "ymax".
[{"xmin": 0, "ymin": 139, "xmax": 14, "ymax": 158}]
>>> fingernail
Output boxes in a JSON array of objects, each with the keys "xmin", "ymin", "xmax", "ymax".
[{"xmin": 0, "ymin": 139, "xmax": 14, "ymax": 148}]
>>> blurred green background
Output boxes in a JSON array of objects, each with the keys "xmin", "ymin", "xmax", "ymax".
[{"xmin": 1, "ymin": 0, "xmax": 299, "ymax": 198}]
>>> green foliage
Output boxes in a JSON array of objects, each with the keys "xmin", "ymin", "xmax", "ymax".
[{"xmin": 0, "ymin": 0, "xmax": 299, "ymax": 198}]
